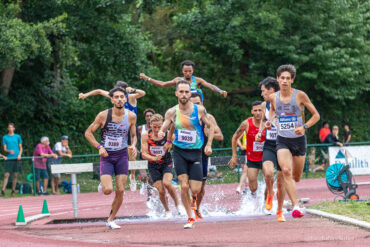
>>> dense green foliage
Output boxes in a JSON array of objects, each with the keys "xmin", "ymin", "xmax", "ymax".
[{"xmin": 0, "ymin": 0, "xmax": 369, "ymax": 155}]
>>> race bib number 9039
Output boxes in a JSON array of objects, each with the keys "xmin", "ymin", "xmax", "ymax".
[{"xmin": 178, "ymin": 130, "xmax": 196, "ymax": 144}]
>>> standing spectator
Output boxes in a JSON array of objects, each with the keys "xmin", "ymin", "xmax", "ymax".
[
  {"xmin": 49, "ymin": 136, "xmax": 72, "ymax": 194},
  {"xmin": 1, "ymin": 123, "xmax": 23, "ymax": 197},
  {"xmin": 33, "ymin": 137, "xmax": 58, "ymax": 195},
  {"xmin": 323, "ymin": 125, "xmax": 343, "ymax": 146},
  {"xmin": 319, "ymin": 121, "xmax": 331, "ymax": 143},
  {"xmin": 343, "ymin": 123, "xmax": 352, "ymax": 143}
]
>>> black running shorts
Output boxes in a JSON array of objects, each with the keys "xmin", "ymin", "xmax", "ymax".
[
  {"xmin": 262, "ymin": 140, "xmax": 281, "ymax": 171},
  {"xmin": 148, "ymin": 163, "xmax": 173, "ymax": 183},
  {"xmin": 247, "ymin": 159, "xmax": 262, "ymax": 169},
  {"xmin": 276, "ymin": 135, "xmax": 307, "ymax": 157},
  {"xmin": 173, "ymin": 145, "xmax": 203, "ymax": 181}
]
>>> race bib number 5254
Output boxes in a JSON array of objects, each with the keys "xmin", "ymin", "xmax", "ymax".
[{"xmin": 279, "ymin": 116, "xmax": 298, "ymax": 131}]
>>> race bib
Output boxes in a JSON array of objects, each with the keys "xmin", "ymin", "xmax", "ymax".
[
  {"xmin": 178, "ymin": 130, "xmax": 196, "ymax": 144},
  {"xmin": 266, "ymin": 128, "xmax": 277, "ymax": 140},
  {"xmin": 253, "ymin": 141, "xmax": 264, "ymax": 152},
  {"xmin": 104, "ymin": 136, "xmax": 123, "ymax": 149},
  {"xmin": 279, "ymin": 115, "xmax": 298, "ymax": 131},
  {"xmin": 150, "ymin": 146, "xmax": 165, "ymax": 156}
]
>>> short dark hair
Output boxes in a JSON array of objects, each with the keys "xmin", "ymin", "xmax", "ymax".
[
  {"xmin": 259, "ymin": 77, "xmax": 279, "ymax": 92},
  {"xmin": 115, "ymin": 81, "xmax": 128, "ymax": 90},
  {"xmin": 344, "ymin": 123, "xmax": 350, "ymax": 128},
  {"xmin": 181, "ymin": 60, "xmax": 195, "ymax": 68},
  {"xmin": 251, "ymin": 100, "xmax": 262, "ymax": 108},
  {"xmin": 8, "ymin": 123, "xmax": 15, "ymax": 127},
  {"xmin": 191, "ymin": 92, "xmax": 202, "ymax": 99},
  {"xmin": 176, "ymin": 80, "xmax": 191, "ymax": 90},
  {"xmin": 276, "ymin": 64, "xmax": 296, "ymax": 79},
  {"xmin": 109, "ymin": 87, "xmax": 126, "ymax": 97},
  {"xmin": 143, "ymin": 108, "xmax": 155, "ymax": 117}
]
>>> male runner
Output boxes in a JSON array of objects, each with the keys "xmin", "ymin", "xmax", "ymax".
[
  {"xmin": 228, "ymin": 101, "xmax": 266, "ymax": 202},
  {"xmin": 140, "ymin": 60, "xmax": 227, "ymax": 101},
  {"xmin": 79, "ymin": 81, "xmax": 144, "ymax": 190},
  {"xmin": 85, "ymin": 87, "xmax": 137, "ymax": 229},
  {"xmin": 159, "ymin": 80, "xmax": 214, "ymax": 229},
  {"xmin": 189, "ymin": 92, "xmax": 223, "ymax": 220},
  {"xmin": 141, "ymin": 114, "xmax": 180, "ymax": 217},
  {"xmin": 266, "ymin": 64, "xmax": 320, "ymax": 218},
  {"xmin": 255, "ymin": 77, "xmax": 286, "ymax": 221}
]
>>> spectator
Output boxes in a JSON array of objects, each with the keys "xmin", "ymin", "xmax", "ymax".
[
  {"xmin": 48, "ymin": 136, "xmax": 72, "ymax": 194},
  {"xmin": 1, "ymin": 123, "xmax": 23, "ymax": 198},
  {"xmin": 319, "ymin": 121, "xmax": 331, "ymax": 143},
  {"xmin": 33, "ymin": 137, "xmax": 57, "ymax": 195},
  {"xmin": 343, "ymin": 123, "xmax": 352, "ymax": 143},
  {"xmin": 323, "ymin": 125, "xmax": 343, "ymax": 146}
]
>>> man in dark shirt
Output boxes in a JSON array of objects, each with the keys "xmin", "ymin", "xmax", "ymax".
[
  {"xmin": 324, "ymin": 125, "xmax": 343, "ymax": 146},
  {"xmin": 343, "ymin": 123, "xmax": 352, "ymax": 143}
]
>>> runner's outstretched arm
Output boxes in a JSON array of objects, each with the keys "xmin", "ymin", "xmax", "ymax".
[
  {"xmin": 79, "ymin": 89, "xmax": 109, "ymax": 99},
  {"xmin": 197, "ymin": 77, "xmax": 227, "ymax": 98},
  {"xmin": 140, "ymin": 73, "xmax": 179, "ymax": 88}
]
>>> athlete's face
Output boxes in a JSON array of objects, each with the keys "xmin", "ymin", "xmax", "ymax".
[
  {"xmin": 7, "ymin": 124, "xmax": 15, "ymax": 134},
  {"xmin": 190, "ymin": 96, "xmax": 202, "ymax": 105},
  {"xmin": 145, "ymin": 112, "xmax": 154, "ymax": 124},
  {"xmin": 150, "ymin": 121, "xmax": 163, "ymax": 135},
  {"xmin": 111, "ymin": 91, "xmax": 126, "ymax": 109},
  {"xmin": 176, "ymin": 84, "xmax": 191, "ymax": 105},
  {"xmin": 182, "ymin": 65, "xmax": 194, "ymax": 80},
  {"xmin": 260, "ymin": 85, "xmax": 275, "ymax": 101},
  {"xmin": 251, "ymin": 105, "xmax": 263, "ymax": 120},
  {"xmin": 277, "ymin": 71, "xmax": 294, "ymax": 90}
]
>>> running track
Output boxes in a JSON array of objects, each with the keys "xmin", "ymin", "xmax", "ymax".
[{"xmin": 0, "ymin": 176, "xmax": 369, "ymax": 247}]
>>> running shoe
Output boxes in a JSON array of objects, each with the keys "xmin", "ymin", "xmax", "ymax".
[
  {"xmin": 292, "ymin": 206, "xmax": 305, "ymax": 218},
  {"xmin": 98, "ymin": 183, "xmax": 103, "ymax": 194},
  {"xmin": 235, "ymin": 186, "xmax": 242, "ymax": 194},
  {"xmin": 191, "ymin": 196, "xmax": 197, "ymax": 210},
  {"xmin": 106, "ymin": 221, "xmax": 121, "ymax": 229},
  {"xmin": 194, "ymin": 209, "xmax": 203, "ymax": 221},
  {"xmin": 129, "ymin": 174, "xmax": 137, "ymax": 192},
  {"xmin": 265, "ymin": 191, "xmax": 275, "ymax": 211},
  {"xmin": 184, "ymin": 218, "xmax": 195, "ymax": 229},
  {"xmin": 164, "ymin": 211, "xmax": 172, "ymax": 219},
  {"xmin": 277, "ymin": 211, "xmax": 286, "ymax": 222}
]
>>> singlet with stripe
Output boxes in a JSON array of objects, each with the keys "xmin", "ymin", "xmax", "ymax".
[
  {"xmin": 183, "ymin": 76, "xmax": 204, "ymax": 102},
  {"xmin": 101, "ymin": 108, "xmax": 129, "ymax": 152},
  {"xmin": 147, "ymin": 130, "xmax": 172, "ymax": 165},
  {"xmin": 264, "ymin": 101, "xmax": 278, "ymax": 142},
  {"xmin": 124, "ymin": 93, "xmax": 137, "ymax": 115},
  {"xmin": 275, "ymin": 89, "xmax": 304, "ymax": 138},
  {"xmin": 173, "ymin": 103, "xmax": 204, "ymax": 149},
  {"xmin": 246, "ymin": 117, "xmax": 265, "ymax": 161}
]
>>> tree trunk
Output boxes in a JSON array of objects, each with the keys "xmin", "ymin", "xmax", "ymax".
[{"xmin": 1, "ymin": 67, "xmax": 15, "ymax": 96}]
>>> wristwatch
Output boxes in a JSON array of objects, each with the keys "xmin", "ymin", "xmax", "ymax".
[{"xmin": 303, "ymin": 124, "xmax": 309, "ymax": 130}]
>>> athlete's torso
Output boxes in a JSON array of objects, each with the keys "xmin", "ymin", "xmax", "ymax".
[
  {"xmin": 264, "ymin": 101, "xmax": 278, "ymax": 143},
  {"xmin": 147, "ymin": 130, "xmax": 171, "ymax": 165},
  {"xmin": 101, "ymin": 108, "xmax": 129, "ymax": 152},
  {"xmin": 246, "ymin": 117, "xmax": 265, "ymax": 161},
  {"xmin": 173, "ymin": 103, "xmax": 204, "ymax": 149},
  {"xmin": 275, "ymin": 89, "xmax": 304, "ymax": 138}
]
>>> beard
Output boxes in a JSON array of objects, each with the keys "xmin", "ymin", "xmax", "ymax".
[
  {"xmin": 115, "ymin": 104, "xmax": 124, "ymax": 109},
  {"xmin": 179, "ymin": 97, "xmax": 189, "ymax": 105}
]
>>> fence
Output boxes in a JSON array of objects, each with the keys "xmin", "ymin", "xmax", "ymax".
[{"xmin": 0, "ymin": 142, "xmax": 369, "ymax": 198}]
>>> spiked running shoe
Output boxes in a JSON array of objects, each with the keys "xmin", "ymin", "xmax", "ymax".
[
  {"xmin": 277, "ymin": 211, "xmax": 286, "ymax": 222},
  {"xmin": 106, "ymin": 221, "xmax": 121, "ymax": 229},
  {"xmin": 184, "ymin": 218, "xmax": 195, "ymax": 229},
  {"xmin": 292, "ymin": 207, "xmax": 305, "ymax": 218},
  {"xmin": 265, "ymin": 191, "xmax": 275, "ymax": 211}
]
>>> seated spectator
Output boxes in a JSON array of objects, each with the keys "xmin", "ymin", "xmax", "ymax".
[
  {"xmin": 343, "ymin": 123, "xmax": 352, "ymax": 143},
  {"xmin": 33, "ymin": 136, "xmax": 58, "ymax": 195},
  {"xmin": 319, "ymin": 121, "xmax": 331, "ymax": 143},
  {"xmin": 323, "ymin": 125, "xmax": 343, "ymax": 146},
  {"xmin": 307, "ymin": 147, "xmax": 321, "ymax": 172},
  {"xmin": 48, "ymin": 136, "xmax": 72, "ymax": 194}
]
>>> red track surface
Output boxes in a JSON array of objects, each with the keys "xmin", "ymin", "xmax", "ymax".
[{"xmin": 0, "ymin": 176, "xmax": 369, "ymax": 247}]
